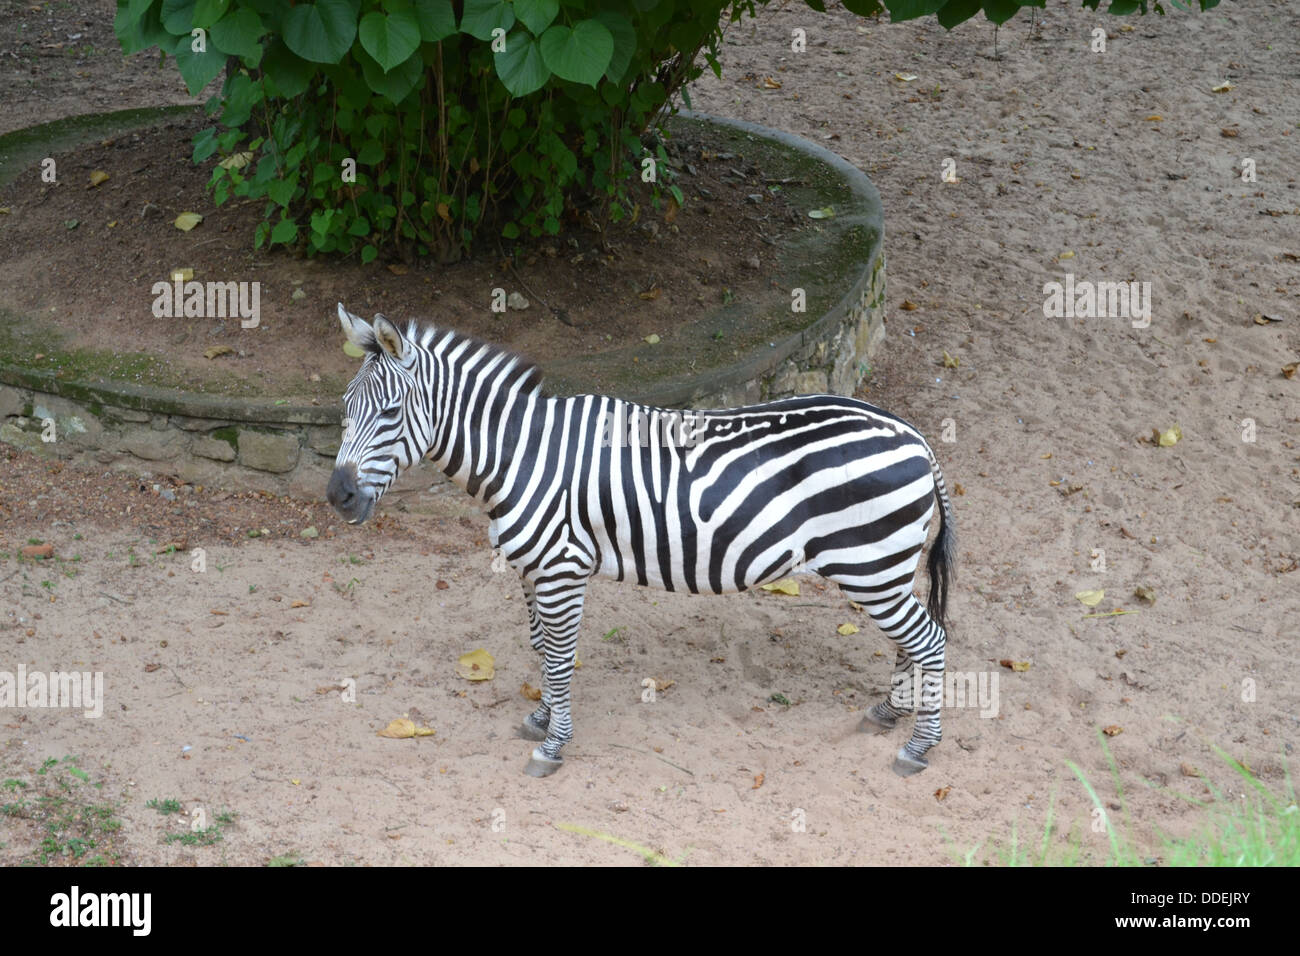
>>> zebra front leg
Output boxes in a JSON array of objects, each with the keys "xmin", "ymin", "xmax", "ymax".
[
  {"xmin": 518, "ymin": 577, "xmax": 550, "ymax": 742},
  {"xmin": 522, "ymin": 576, "xmax": 588, "ymax": 778}
]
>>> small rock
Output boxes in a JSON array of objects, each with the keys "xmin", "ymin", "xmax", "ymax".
[
  {"xmin": 21, "ymin": 543, "xmax": 54, "ymax": 560},
  {"xmin": 507, "ymin": 292, "xmax": 529, "ymax": 311},
  {"xmin": 291, "ymin": 288, "xmax": 307, "ymax": 301},
  {"xmin": 300, "ymin": 526, "xmax": 319, "ymax": 539},
  {"xmin": 744, "ymin": 256, "xmax": 760, "ymax": 270}
]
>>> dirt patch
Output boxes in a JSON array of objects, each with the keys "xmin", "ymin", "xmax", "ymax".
[{"xmin": 0, "ymin": 108, "xmax": 806, "ymax": 401}]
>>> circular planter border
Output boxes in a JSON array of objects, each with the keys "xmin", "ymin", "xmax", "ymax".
[{"xmin": 0, "ymin": 108, "xmax": 886, "ymax": 496}]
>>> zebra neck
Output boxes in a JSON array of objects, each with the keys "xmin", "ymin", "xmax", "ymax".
[{"xmin": 423, "ymin": 356, "xmax": 548, "ymax": 510}]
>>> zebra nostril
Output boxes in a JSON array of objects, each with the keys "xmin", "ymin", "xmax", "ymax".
[{"xmin": 327, "ymin": 467, "xmax": 359, "ymax": 512}]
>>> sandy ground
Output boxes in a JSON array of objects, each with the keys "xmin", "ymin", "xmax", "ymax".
[{"xmin": 2, "ymin": 0, "xmax": 1299, "ymax": 865}]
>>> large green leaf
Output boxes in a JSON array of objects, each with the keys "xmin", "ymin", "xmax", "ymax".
[
  {"xmin": 886, "ymin": 0, "xmax": 947, "ymax": 20},
  {"xmin": 594, "ymin": 10, "xmax": 635, "ymax": 83},
  {"xmin": 459, "ymin": 0, "xmax": 514, "ymax": 41},
  {"xmin": 115, "ymin": 0, "xmax": 174, "ymax": 53},
  {"xmin": 173, "ymin": 31, "xmax": 226, "ymax": 94},
  {"xmin": 357, "ymin": 46, "xmax": 424, "ymax": 103},
  {"xmin": 192, "ymin": 0, "xmax": 230, "ymax": 29},
  {"xmin": 359, "ymin": 4, "xmax": 421, "ymax": 71},
  {"xmin": 211, "ymin": 7, "xmax": 265, "ymax": 63},
  {"xmin": 982, "ymin": 0, "xmax": 1023, "ymax": 22},
  {"xmin": 493, "ymin": 28, "xmax": 549, "ymax": 96},
  {"xmin": 936, "ymin": 0, "xmax": 981, "ymax": 27},
  {"xmin": 262, "ymin": 39, "xmax": 315, "ymax": 96},
  {"xmin": 126, "ymin": 0, "xmax": 156, "ymax": 22},
  {"xmin": 161, "ymin": 0, "xmax": 197, "ymax": 35},
  {"xmin": 841, "ymin": 0, "xmax": 885, "ymax": 13},
  {"xmin": 284, "ymin": 0, "xmax": 358, "ymax": 64},
  {"xmin": 539, "ymin": 19, "xmax": 612, "ymax": 87},
  {"xmin": 413, "ymin": 0, "xmax": 456, "ymax": 41},
  {"xmin": 514, "ymin": 0, "xmax": 557, "ymax": 35}
]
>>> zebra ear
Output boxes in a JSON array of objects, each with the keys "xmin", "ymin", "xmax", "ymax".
[
  {"xmin": 371, "ymin": 314, "xmax": 409, "ymax": 363},
  {"xmin": 337, "ymin": 303, "xmax": 373, "ymax": 349}
]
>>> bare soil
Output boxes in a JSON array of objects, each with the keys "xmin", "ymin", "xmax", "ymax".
[
  {"xmin": 0, "ymin": 77, "xmax": 804, "ymax": 400},
  {"xmin": 1, "ymin": 0, "xmax": 1298, "ymax": 866}
]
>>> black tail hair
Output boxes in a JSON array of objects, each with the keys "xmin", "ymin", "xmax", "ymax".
[{"xmin": 925, "ymin": 484, "xmax": 956, "ymax": 632}]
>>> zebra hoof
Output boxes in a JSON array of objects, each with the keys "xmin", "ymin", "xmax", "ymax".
[
  {"xmin": 518, "ymin": 718, "xmax": 549, "ymax": 741},
  {"xmin": 893, "ymin": 749, "xmax": 929, "ymax": 777},
  {"xmin": 523, "ymin": 748, "xmax": 563, "ymax": 778},
  {"xmin": 859, "ymin": 707, "xmax": 897, "ymax": 732}
]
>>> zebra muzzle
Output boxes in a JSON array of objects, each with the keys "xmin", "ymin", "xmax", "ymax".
[{"xmin": 327, "ymin": 464, "xmax": 374, "ymax": 525}]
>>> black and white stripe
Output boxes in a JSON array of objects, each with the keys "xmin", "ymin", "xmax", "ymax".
[{"xmin": 328, "ymin": 304, "xmax": 956, "ymax": 777}]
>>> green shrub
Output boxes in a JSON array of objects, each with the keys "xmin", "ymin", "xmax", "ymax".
[{"xmin": 112, "ymin": 0, "xmax": 1219, "ymax": 262}]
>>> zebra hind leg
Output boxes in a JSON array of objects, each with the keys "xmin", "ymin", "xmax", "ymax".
[
  {"xmin": 841, "ymin": 584, "xmax": 947, "ymax": 777},
  {"xmin": 518, "ymin": 577, "xmax": 550, "ymax": 742},
  {"xmin": 858, "ymin": 649, "xmax": 916, "ymax": 732}
]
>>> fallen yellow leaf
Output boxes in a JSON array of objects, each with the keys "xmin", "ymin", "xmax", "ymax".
[
  {"xmin": 942, "ymin": 350, "xmax": 959, "ymax": 369},
  {"xmin": 1211, "ymin": 82, "xmax": 1233, "ymax": 93},
  {"xmin": 218, "ymin": 151, "xmax": 254, "ymax": 170},
  {"xmin": 88, "ymin": 170, "xmax": 109, "ymax": 188},
  {"xmin": 204, "ymin": 345, "xmax": 234, "ymax": 360},
  {"xmin": 1075, "ymin": 589, "xmax": 1105, "ymax": 607},
  {"xmin": 1156, "ymin": 424, "xmax": 1182, "ymax": 447},
  {"xmin": 457, "ymin": 648, "xmax": 496, "ymax": 681},
  {"xmin": 837, "ymin": 622, "xmax": 859, "ymax": 636},
  {"xmin": 174, "ymin": 212, "xmax": 203, "ymax": 232},
  {"xmin": 760, "ymin": 578, "xmax": 800, "ymax": 596},
  {"xmin": 377, "ymin": 717, "xmax": 435, "ymax": 739}
]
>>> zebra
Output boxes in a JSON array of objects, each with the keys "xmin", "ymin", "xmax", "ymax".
[{"xmin": 327, "ymin": 304, "xmax": 956, "ymax": 778}]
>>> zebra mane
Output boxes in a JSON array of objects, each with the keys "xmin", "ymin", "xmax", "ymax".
[{"xmin": 366, "ymin": 316, "xmax": 545, "ymax": 396}]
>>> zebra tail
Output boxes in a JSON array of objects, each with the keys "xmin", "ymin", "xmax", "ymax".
[{"xmin": 924, "ymin": 450, "xmax": 957, "ymax": 633}]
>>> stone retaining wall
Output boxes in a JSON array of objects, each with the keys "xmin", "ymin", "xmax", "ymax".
[{"xmin": 0, "ymin": 111, "xmax": 886, "ymax": 498}]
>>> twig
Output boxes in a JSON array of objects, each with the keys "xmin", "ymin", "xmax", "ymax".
[
  {"xmin": 608, "ymin": 743, "xmax": 695, "ymax": 776},
  {"xmin": 98, "ymin": 590, "xmax": 133, "ymax": 604},
  {"xmin": 1080, "ymin": 609, "xmax": 1139, "ymax": 619}
]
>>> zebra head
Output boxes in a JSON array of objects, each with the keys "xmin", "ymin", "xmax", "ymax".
[{"xmin": 327, "ymin": 304, "xmax": 423, "ymax": 525}]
